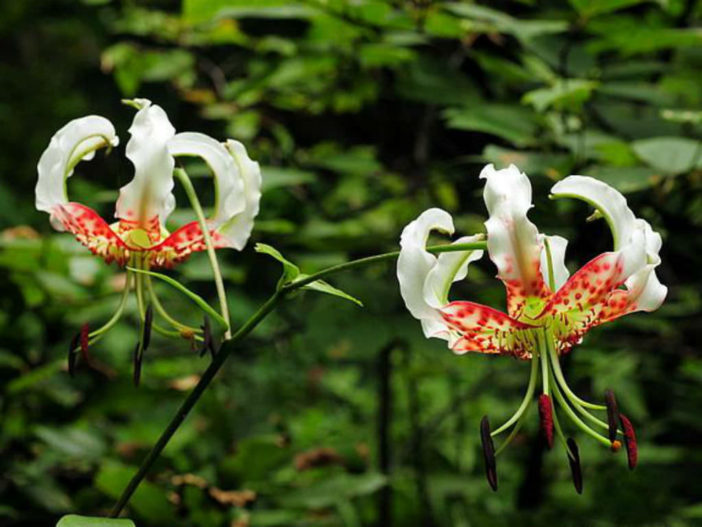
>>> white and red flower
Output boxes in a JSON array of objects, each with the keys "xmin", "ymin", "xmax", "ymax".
[
  {"xmin": 36, "ymin": 99, "xmax": 261, "ymax": 268},
  {"xmin": 397, "ymin": 164, "xmax": 666, "ymax": 490}
]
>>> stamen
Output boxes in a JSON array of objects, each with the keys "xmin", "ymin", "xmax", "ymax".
[
  {"xmin": 566, "ymin": 437, "xmax": 583, "ymax": 494},
  {"xmin": 538, "ymin": 394, "xmax": 554, "ymax": 449},
  {"xmin": 68, "ymin": 332, "xmax": 80, "ymax": 377},
  {"xmin": 604, "ymin": 389, "xmax": 619, "ymax": 443},
  {"xmin": 619, "ymin": 414, "xmax": 638, "ymax": 469},
  {"xmin": 480, "ymin": 416, "xmax": 498, "ymax": 491},
  {"xmin": 80, "ymin": 323, "xmax": 90, "ymax": 362},
  {"xmin": 133, "ymin": 343, "xmax": 142, "ymax": 387},
  {"xmin": 142, "ymin": 304, "xmax": 153, "ymax": 351},
  {"xmin": 200, "ymin": 316, "xmax": 216, "ymax": 358},
  {"xmin": 491, "ymin": 352, "xmax": 539, "ymax": 437}
]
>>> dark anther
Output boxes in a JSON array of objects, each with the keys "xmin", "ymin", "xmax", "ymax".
[
  {"xmin": 133, "ymin": 343, "xmax": 142, "ymax": 387},
  {"xmin": 79, "ymin": 323, "xmax": 90, "ymax": 362},
  {"xmin": 199, "ymin": 316, "xmax": 216, "ymax": 358},
  {"xmin": 566, "ymin": 437, "xmax": 583, "ymax": 494},
  {"xmin": 619, "ymin": 414, "xmax": 638, "ymax": 470},
  {"xmin": 538, "ymin": 393, "xmax": 554, "ymax": 449},
  {"xmin": 68, "ymin": 332, "xmax": 80, "ymax": 377},
  {"xmin": 142, "ymin": 304, "xmax": 153, "ymax": 351},
  {"xmin": 604, "ymin": 389, "xmax": 619, "ymax": 444},
  {"xmin": 480, "ymin": 415, "xmax": 498, "ymax": 491}
]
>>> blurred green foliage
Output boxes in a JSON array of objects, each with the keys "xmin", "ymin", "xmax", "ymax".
[{"xmin": 0, "ymin": 0, "xmax": 700, "ymax": 526}]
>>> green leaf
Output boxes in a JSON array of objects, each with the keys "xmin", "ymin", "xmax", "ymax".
[
  {"xmin": 57, "ymin": 515, "xmax": 135, "ymax": 527},
  {"xmin": 568, "ymin": 0, "xmax": 649, "ymax": 18},
  {"xmin": 631, "ymin": 137, "xmax": 701, "ymax": 175},
  {"xmin": 444, "ymin": 104, "xmax": 541, "ymax": 147},
  {"xmin": 585, "ymin": 165, "xmax": 663, "ymax": 193},
  {"xmin": 298, "ymin": 275, "xmax": 363, "ymax": 307},
  {"xmin": 126, "ymin": 267, "xmax": 229, "ymax": 330},
  {"xmin": 95, "ymin": 461, "xmax": 172, "ymax": 522},
  {"xmin": 254, "ymin": 243, "xmax": 300, "ymax": 286},
  {"xmin": 522, "ymin": 79, "xmax": 599, "ymax": 112},
  {"xmin": 260, "ymin": 166, "xmax": 317, "ymax": 192}
]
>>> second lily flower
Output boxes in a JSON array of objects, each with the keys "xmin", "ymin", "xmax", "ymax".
[{"xmin": 397, "ymin": 164, "xmax": 666, "ymax": 491}]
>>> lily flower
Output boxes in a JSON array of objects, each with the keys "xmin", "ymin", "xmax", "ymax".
[
  {"xmin": 36, "ymin": 99, "xmax": 261, "ymax": 364},
  {"xmin": 397, "ymin": 164, "xmax": 666, "ymax": 491}
]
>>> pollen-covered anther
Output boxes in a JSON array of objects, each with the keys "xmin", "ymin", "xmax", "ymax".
[
  {"xmin": 142, "ymin": 304, "xmax": 153, "ymax": 351},
  {"xmin": 133, "ymin": 343, "xmax": 142, "ymax": 387},
  {"xmin": 566, "ymin": 437, "xmax": 583, "ymax": 494},
  {"xmin": 480, "ymin": 416, "xmax": 498, "ymax": 491},
  {"xmin": 604, "ymin": 389, "xmax": 619, "ymax": 443},
  {"xmin": 610, "ymin": 440, "xmax": 622, "ymax": 452},
  {"xmin": 79, "ymin": 323, "xmax": 90, "ymax": 361},
  {"xmin": 619, "ymin": 414, "xmax": 638, "ymax": 470},
  {"xmin": 538, "ymin": 393, "xmax": 554, "ymax": 449}
]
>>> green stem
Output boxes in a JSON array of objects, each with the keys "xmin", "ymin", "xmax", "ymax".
[
  {"xmin": 539, "ymin": 331, "xmax": 550, "ymax": 396},
  {"xmin": 109, "ymin": 239, "xmax": 487, "ymax": 517},
  {"xmin": 174, "ymin": 168, "xmax": 231, "ymax": 339},
  {"xmin": 491, "ymin": 353, "xmax": 538, "ymax": 436}
]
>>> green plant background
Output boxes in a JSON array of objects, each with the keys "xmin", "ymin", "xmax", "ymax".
[{"xmin": 0, "ymin": 1, "xmax": 700, "ymax": 525}]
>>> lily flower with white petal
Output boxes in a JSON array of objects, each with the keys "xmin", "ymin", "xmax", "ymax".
[
  {"xmin": 397, "ymin": 164, "xmax": 666, "ymax": 492},
  {"xmin": 36, "ymin": 99, "xmax": 262, "ymax": 370}
]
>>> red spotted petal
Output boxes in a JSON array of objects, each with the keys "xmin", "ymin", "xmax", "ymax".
[
  {"xmin": 536, "ymin": 252, "xmax": 628, "ymax": 350},
  {"xmin": 146, "ymin": 221, "xmax": 230, "ymax": 268},
  {"xmin": 440, "ymin": 301, "xmax": 537, "ymax": 359},
  {"xmin": 52, "ymin": 203, "xmax": 129, "ymax": 265}
]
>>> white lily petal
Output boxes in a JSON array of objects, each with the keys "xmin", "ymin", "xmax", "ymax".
[
  {"xmin": 480, "ymin": 164, "xmax": 546, "ymax": 308},
  {"xmin": 116, "ymin": 99, "xmax": 176, "ymax": 225},
  {"xmin": 424, "ymin": 235, "xmax": 484, "ymax": 309},
  {"xmin": 397, "ymin": 208, "xmax": 454, "ymax": 339},
  {"xmin": 36, "ymin": 115, "xmax": 118, "ymax": 230},
  {"xmin": 220, "ymin": 139, "xmax": 263, "ymax": 250},
  {"xmin": 550, "ymin": 175, "xmax": 636, "ymax": 250},
  {"xmin": 540, "ymin": 234, "xmax": 570, "ymax": 290},
  {"xmin": 168, "ymin": 133, "xmax": 246, "ymax": 238},
  {"xmin": 623, "ymin": 218, "xmax": 666, "ymax": 312}
]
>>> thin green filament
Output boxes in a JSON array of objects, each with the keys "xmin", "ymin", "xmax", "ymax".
[
  {"xmin": 491, "ymin": 352, "xmax": 539, "ymax": 437},
  {"xmin": 549, "ymin": 370, "xmax": 612, "ymax": 448},
  {"xmin": 546, "ymin": 331, "xmax": 606, "ymax": 411}
]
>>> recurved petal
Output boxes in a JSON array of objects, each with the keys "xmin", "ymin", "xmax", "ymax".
[
  {"xmin": 539, "ymin": 234, "xmax": 570, "ymax": 291},
  {"xmin": 168, "ymin": 133, "xmax": 246, "ymax": 231},
  {"xmin": 423, "ymin": 235, "xmax": 484, "ymax": 309},
  {"xmin": 397, "ymin": 208, "xmax": 454, "ymax": 339},
  {"xmin": 36, "ymin": 115, "xmax": 118, "ymax": 229},
  {"xmin": 440, "ymin": 301, "xmax": 537, "ymax": 358},
  {"xmin": 220, "ymin": 139, "xmax": 262, "ymax": 250},
  {"xmin": 550, "ymin": 175, "xmax": 636, "ymax": 251},
  {"xmin": 116, "ymin": 99, "xmax": 176, "ymax": 226},
  {"xmin": 481, "ymin": 164, "xmax": 549, "ymax": 317}
]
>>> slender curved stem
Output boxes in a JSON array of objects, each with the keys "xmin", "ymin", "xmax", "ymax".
[
  {"xmin": 109, "ymin": 239, "xmax": 487, "ymax": 517},
  {"xmin": 87, "ymin": 273, "xmax": 132, "ymax": 340},
  {"xmin": 174, "ymin": 168, "xmax": 231, "ymax": 339},
  {"xmin": 491, "ymin": 353, "xmax": 538, "ymax": 436}
]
